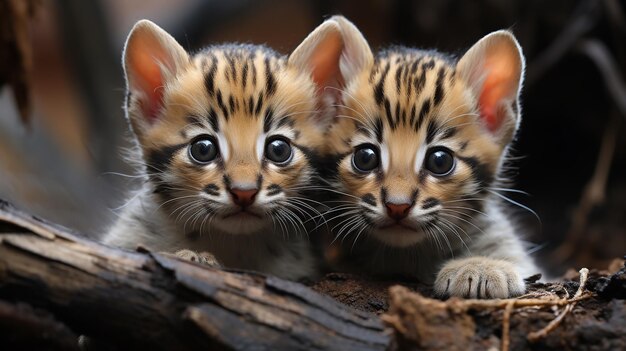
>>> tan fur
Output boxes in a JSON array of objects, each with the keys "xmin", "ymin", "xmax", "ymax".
[
  {"xmin": 104, "ymin": 20, "xmax": 343, "ymax": 281},
  {"xmin": 320, "ymin": 17, "xmax": 540, "ymax": 298}
]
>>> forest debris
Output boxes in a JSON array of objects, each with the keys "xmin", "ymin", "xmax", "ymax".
[
  {"xmin": 500, "ymin": 301, "xmax": 515, "ymax": 351},
  {"xmin": 527, "ymin": 268, "xmax": 589, "ymax": 342},
  {"xmin": 1, "ymin": 199, "xmax": 625, "ymax": 350},
  {"xmin": 380, "ymin": 268, "xmax": 603, "ymax": 351},
  {"xmin": 381, "ymin": 286, "xmax": 476, "ymax": 351}
]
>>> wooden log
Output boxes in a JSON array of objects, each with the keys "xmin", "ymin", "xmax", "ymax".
[{"xmin": 0, "ymin": 200, "xmax": 390, "ymax": 350}]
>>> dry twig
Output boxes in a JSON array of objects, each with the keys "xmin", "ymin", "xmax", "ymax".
[
  {"xmin": 501, "ymin": 301, "xmax": 516, "ymax": 351},
  {"xmin": 527, "ymin": 268, "xmax": 590, "ymax": 342},
  {"xmin": 446, "ymin": 268, "xmax": 592, "ymax": 351}
]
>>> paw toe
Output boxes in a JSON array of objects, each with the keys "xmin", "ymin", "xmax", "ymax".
[{"xmin": 435, "ymin": 257, "xmax": 526, "ymax": 299}]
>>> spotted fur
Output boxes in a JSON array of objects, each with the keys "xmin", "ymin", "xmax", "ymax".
[
  {"xmin": 103, "ymin": 20, "xmax": 339, "ymax": 280},
  {"xmin": 318, "ymin": 16, "xmax": 540, "ymax": 298}
]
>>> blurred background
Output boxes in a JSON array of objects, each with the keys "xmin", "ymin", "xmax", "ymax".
[{"xmin": 0, "ymin": 0, "xmax": 624, "ymax": 276}]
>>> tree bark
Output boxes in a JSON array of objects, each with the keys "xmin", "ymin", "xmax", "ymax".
[{"xmin": 0, "ymin": 199, "xmax": 390, "ymax": 351}]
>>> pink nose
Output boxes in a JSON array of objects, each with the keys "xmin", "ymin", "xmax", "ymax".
[
  {"xmin": 229, "ymin": 188, "xmax": 258, "ymax": 207},
  {"xmin": 385, "ymin": 203, "xmax": 412, "ymax": 220}
]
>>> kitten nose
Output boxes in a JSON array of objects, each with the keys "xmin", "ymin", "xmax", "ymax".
[
  {"xmin": 229, "ymin": 188, "xmax": 258, "ymax": 208},
  {"xmin": 385, "ymin": 202, "xmax": 412, "ymax": 220}
]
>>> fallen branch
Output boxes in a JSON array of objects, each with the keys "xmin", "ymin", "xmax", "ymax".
[{"xmin": 0, "ymin": 200, "xmax": 389, "ymax": 351}]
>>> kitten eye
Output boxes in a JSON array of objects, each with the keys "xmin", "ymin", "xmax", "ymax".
[
  {"xmin": 352, "ymin": 144, "xmax": 379, "ymax": 172},
  {"xmin": 189, "ymin": 136, "xmax": 219, "ymax": 164},
  {"xmin": 425, "ymin": 148, "xmax": 455, "ymax": 176},
  {"xmin": 265, "ymin": 137, "xmax": 292, "ymax": 164}
]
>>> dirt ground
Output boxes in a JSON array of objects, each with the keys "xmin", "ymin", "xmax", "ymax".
[{"xmin": 311, "ymin": 258, "xmax": 626, "ymax": 351}]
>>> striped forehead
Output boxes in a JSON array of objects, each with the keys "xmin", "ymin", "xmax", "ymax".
[
  {"xmin": 367, "ymin": 51, "xmax": 457, "ymax": 133},
  {"xmin": 196, "ymin": 45, "xmax": 282, "ymax": 119}
]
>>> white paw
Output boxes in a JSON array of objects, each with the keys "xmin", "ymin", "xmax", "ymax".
[
  {"xmin": 434, "ymin": 257, "xmax": 526, "ymax": 298},
  {"xmin": 174, "ymin": 249, "xmax": 221, "ymax": 267}
]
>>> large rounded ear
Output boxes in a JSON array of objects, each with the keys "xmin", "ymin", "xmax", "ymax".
[
  {"xmin": 288, "ymin": 16, "xmax": 373, "ymax": 126},
  {"xmin": 456, "ymin": 30, "xmax": 525, "ymax": 145},
  {"xmin": 123, "ymin": 20, "xmax": 189, "ymax": 137}
]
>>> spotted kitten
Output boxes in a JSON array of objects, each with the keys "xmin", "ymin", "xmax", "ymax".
[
  {"xmin": 103, "ymin": 20, "xmax": 345, "ymax": 280},
  {"xmin": 317, "ymin": 17, "xmax": 540, "ymax": 298}
]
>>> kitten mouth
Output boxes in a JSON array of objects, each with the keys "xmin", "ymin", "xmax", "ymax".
[
  {"xmin": 379, "ymin": 221, "xmax": 416, "ymax": 231},
  {"xmin": 221, "ymin": 209, "xmax": 262, "ymax": 219}
]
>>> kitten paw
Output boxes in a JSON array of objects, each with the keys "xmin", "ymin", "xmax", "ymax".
[
  {"xmin": 174, "ymin": 249, "xmax": 221, "ymax": 267},
  {"xmin": 434, "ymin": 257, "xmax": 525, "ymax": 298}
]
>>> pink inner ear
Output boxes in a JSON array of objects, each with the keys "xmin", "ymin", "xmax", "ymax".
[
  {"xmin": 478, "ymin": 57, "xmax": 517, "ymax": 132},
  {"xmin": 128, "ymin": 39, "xmax": 168, "ymax": 123},
  {"xmin": 309, "ymin": 31, "xmax": 344, "ymax": 90}
]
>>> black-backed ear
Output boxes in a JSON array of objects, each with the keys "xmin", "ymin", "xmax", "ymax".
[
  {"xmin": 456, "ymin": 30, "xmax": 525, "ymax": 145},
  {"xmin": 123, "ymin": 20, "xmax": 189, "ymax": 134},
  {"xmin": 288, "ymin": 16, "xmax": 373, "ymax": 126}
]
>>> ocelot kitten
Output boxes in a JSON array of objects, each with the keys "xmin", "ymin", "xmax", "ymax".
[
  {"xmin": 316, "ymin": 16, "xmax": 540, "ymax": 298},
  {"xmin": 103, "ymin": 19, "xmax": 345, "ymax": 280}
]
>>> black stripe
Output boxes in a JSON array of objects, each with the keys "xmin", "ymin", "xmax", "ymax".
[
  {"xmin": 207, "ymin": 108, "xmax": 219, "ymax": 132},
  {"xmin": 248, "ymin": 96, "xmax": 254, "ymax": 115},
  {"xmin": 374, "ymin": 118, "xmax": 384, "ymax": 143},
  {"xmin": 242, "ymin": 62, "xmax": 248, "ymax": 88},
  {"xmin": 228, "ymin": 56, "xmax": 237, "ymax": 82},
  {"xmin": 394, "ymin": 103, "xmax": 401, "ymax": 127},
  {"xmin": 228, "ymin": 95, "xmax": 235, "ymax": 114},
  {"xmin": 361, "ymin": 193, "xmax": 376, "ymax": 206},
  {"xmin": 411, "ymin": 189, "xmax": 420, "ymax": 202},
  {"xmin": 421, "ymin": 197, "xmax": 440, "ymax": 209},
  {"xmin": 384, "ymin": 98, "xmax": 394, "ymax": 129},
  {"xmin": 204, "ymin": 184, "xmax": 220, "ymax": 196},
  {"xmin": 204, "ymin": 56, "xmax": 217, "ymax": 96},
  {"xmin": 441, "ymin": 127, "xmax": 457, "ymax": 139},
  {"xmin": 426, "ymin": 120, "xmax": 438, "ymax": 144},
  {"xmin": 265, "ymin": 58, "xmax": 276, "ymax": 96},
  {"xmin": 374, "ymin": 62, "xmax": 390, "ymax": 105},
  {"xmin": 292, "ymin": 143, "xmax": 345, "ymax": 179},
  {"xmin": 422, "ymin": 59, "xmax": 435, "ymax": 71},
  {"xmin": 146, "ymin": 143, "xmax": 186, "ymax": 176},
  {"xmin": 413, "ymin": 71, "xmax": 426, "ymax": 95},
  {"xmin": 457, "ymin": 156, "xmax": 493, "ymax": 189},
  {"xmin": 216, "ymin": 91, "xmax": 229, "ymax": 120},
  {"xmin": 254, "ymin": 93, "xmax": 264, "ymax": 116},
  {"xmin": 263, "ymin": 108, "xmax": 274, "ymax": 133},
  {"xmin": 266, "ymin": 184, "xmax": 282, "ymax": 196},
  {"xmin": 222, "ymin": 174, "xmax": 232, "ymax": 189},
  {"xmin": 409, "ymin": 104, "xmax": 416, "ymax": 127},
  {"xmin": 415, "ymin": 99, "xmax": 431, "ymax": 131},
  {"xmin": 395, "ymin": 66, "xmax": 402, "ymax": 93},
  {"xmin": 433, "ymin": 67, "xmax": 446, "ymax": 106}
]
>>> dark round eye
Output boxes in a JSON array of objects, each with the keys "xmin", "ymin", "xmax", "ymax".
[
  {"xmin": 425, "ymin": 148, "xmax": 455, "ymax": 176},
  {"xmin": 352, "ymin": 144, "xmax": 379, "ymax": 172},
  {"xmin": 189, "ymin": 136, "xmax": 219, "ymax": 164},
  {"xmin": 265, "ymin": 137, "xmax": 292, "ymax": 164}
]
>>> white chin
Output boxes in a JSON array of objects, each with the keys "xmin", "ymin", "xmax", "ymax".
[
  {"xmin": 370, "ymin": 225, "xmax": 427, "ymax": 248},
  {"xmin": 212, "ymin": 213, "xmax": 270, "ymax": 235}
]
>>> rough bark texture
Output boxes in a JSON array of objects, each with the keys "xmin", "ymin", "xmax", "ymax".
[
  {"xmin": 1, "ymin": 198, "xmax": 625, "ymax": 351},
  {"xmin": 0, "ymin": 199, "xmax": 389, "ymax": 351}
]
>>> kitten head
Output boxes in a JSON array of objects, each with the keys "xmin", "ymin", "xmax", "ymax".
[
  {"xmin": 324, "ymin": 17, "xmax": 525, "ymax": 247},
  {"xmin": 122, "ymin": 19, "xmax": 346, "ymax": 235}
]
